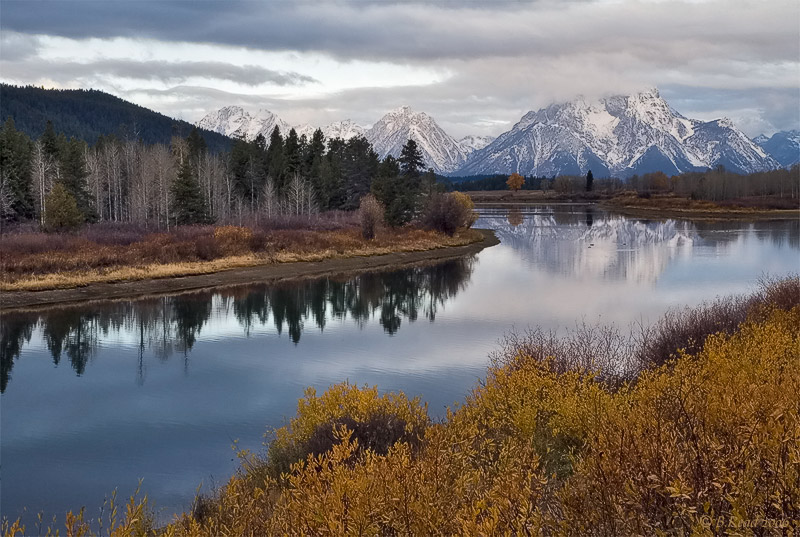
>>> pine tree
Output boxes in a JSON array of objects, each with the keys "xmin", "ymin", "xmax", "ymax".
[
  {"xmin": 186, "ymin": 127, "xmax": 207, "ymax": 165},
  {"xmin": 266, "ymin": 126, "xmax": 286, "ymax": 193},
  {"xmin": 58, "ymin": 138, "xmax": 95, "ymax": 221},
  {"xmin": 372, "ymin": 154, "xmax": 418, "ymax": 227},
  {"xmin": 342, "ymin": 136, "xmax": 379, "ymax": 210},
  {"xmin": 171, "ymin": 158, "xmax": 210, "ymax": 225},
  {"xmin": 40, "ymin": 120, "xmax": 60, "ymax": 160},
  {"xmin": 44, "ymin": 182, "xmax": 83, "ymax": 231},
  {"xmin": 284, "ymin": 128, "xmax": 301, "ymax": 176},
  {"xmin": 306, "ymin": 128, "xmax": 326, "ymax": 204},
  {"xmin": 586, "ymin": 169, "xmax": 594, "ymax": 192},
  {"xmin": 230, "ymin": 138, "xmax": 256, "ymax": 209},
  {"xmin": 399, "ymin": 138, "xmax": 424, "ymax": 178},
  {"xmin": 0, "ymin": 118, "xmax": 34, "ymax": 220}
]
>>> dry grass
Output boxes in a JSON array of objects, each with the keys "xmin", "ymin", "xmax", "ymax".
[
  {"xmin": 0, "ymin": 226, "xmax": 483, "ymax": 292},
  {"xmin": 603, "ymin": 191, "xmax": 799, "ymax": 217},
  {"xmin": 467, "ymin": 190, "xmax": 608, "ymax": 204}
]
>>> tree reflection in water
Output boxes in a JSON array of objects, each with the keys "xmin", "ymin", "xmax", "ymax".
[{"xmin": 0, "ymin": 256, "xmax": 476, "ymax": 392}]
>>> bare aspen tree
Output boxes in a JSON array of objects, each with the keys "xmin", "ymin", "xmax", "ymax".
[
  {"xmin": 0, "ymin": 170, "xmax": 15, "ymax": 221},
  {"xmin": 85, "ymin": 145, "xmax": 103, "ymax": 220},
  {"xmin": 287, "ymin": 173, "xmax": 303, "ymax": 216},
  {"xmin": 262, "ymin": 176, "xmax": 280, "ymax": 219},
  {"xmin": 102, "ymin": 142, "xmax": 122, "ymax": 221},
  {"xmin": 152, "ymin": 144, "xmax": 174, "ymax": 230},
  {"xmin": 31, "ymin": 140, "xmax": 55, "ymax": 224}
]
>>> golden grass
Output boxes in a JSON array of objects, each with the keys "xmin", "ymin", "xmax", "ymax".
[{"xmin": 0, "ymin": 228, "xmax": 483, "ymax": 292}]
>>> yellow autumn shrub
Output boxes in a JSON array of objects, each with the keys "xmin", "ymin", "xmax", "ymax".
[
  {"xmin": 558, "ymin": 306, "xmax": 800, "ymax": 534},
  {"xmin": 262, "ymin": 382, "xmax": 430, "ymax": 480}
]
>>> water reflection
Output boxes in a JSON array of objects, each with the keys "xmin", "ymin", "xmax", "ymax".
[
  {"xmin": 0, "ymin": 257, "xmax": 476, "ymax": 392},
  {"xmin": 481, "ymin": 208, "xmax": 698, "ymax": 283},
  {"xmin": 2, "ymin": 205, "xmax": 798, "ymax": 525},
  {"xmin": 479, "ymin": 208, "xmax": 799, "ymax": 285}
]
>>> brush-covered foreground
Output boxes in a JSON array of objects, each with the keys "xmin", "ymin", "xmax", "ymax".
[
  {"xmin": 3, "ymin": 278, "xmax": 798, "ymax": 536},
  {"xmin": 0, "ymin": 223, "xmax": 482, "ymax": 292}
]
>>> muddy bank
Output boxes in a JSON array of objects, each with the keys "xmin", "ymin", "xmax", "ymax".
[{"xmin": 0, "ymin": 230, "xmax": 498, "ymax": 311}]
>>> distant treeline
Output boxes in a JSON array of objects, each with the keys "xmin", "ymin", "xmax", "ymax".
[{"xmin": 448, "ymin": 167, "xmax": 799, "ymax": 203}]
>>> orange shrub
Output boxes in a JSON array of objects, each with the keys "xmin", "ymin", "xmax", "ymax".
[{"xmin": 213, "ymin": 226, "xmax": 253, "ymax": 256}]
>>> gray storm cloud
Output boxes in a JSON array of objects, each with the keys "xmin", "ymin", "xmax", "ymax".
[
  {"xmin": 0, "ymin": 57, "xmax": 318, "ymax": 87},
  {"xmin": 1, "ymin": 0, "xmax": 798, "ymax": 137}
]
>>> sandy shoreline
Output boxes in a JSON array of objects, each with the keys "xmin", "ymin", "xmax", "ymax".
[{"xmin": 0, "ymin": 229, "xmax": 499, "ymax": 312}]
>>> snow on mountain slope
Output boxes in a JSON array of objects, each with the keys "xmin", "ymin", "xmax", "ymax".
[
  {"xmin": 365, "ymin": 106, "xmax": 469, "ymax": 173},
  {"xmin": 683, "ymin": 118, "xmax": 776, "ymax": 174},
  {"xmin": 459, "ymin": 135, "xmax": 495, "ymax": 153},
  {"xmin": 459, "ymin": 89, "xmax": 777, "ymax": 177},
  {"xmin": 754, "ymin": 130, "xmax": 800, "ymax": 168},
  {"xmin": 198, "ymin": 107, "xmax": 367, "ymax": 143},
  {"xmin": 294, "ymin": 124, "xmax": 317, "ymax": 139},
  {"xmin": 197, "ymin": 106, "xmax": 291, "ymax": 141},
  {"xmin": 321, "ymin": 120, "xmax": 367, "ymax": 141}
]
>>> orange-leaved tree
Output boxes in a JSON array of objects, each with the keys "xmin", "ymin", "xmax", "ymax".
[{"xmin": 507, "ymin": 172, "xmax": 524, "ymax": 193}]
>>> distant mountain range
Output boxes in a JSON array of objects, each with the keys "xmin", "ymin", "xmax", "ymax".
[
  {"xmin": 2, "ymin": 84, "xmax": 794, "ymax": 176},
  {"xmin": 199, "ymin": 90, "xmax": 795, "ymax": 176},
  {"xmin": 753, "ymin": 130, "xmax": 800, "ymax": 168},
  {"xmin": 198, "ymin": 105, "xmax": 473, "ymax": 173}
]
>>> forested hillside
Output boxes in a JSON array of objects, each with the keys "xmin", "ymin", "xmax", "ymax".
[
  {"xmin": 0, "ymin": 112, "xmax": 439, "ymax": 231},
  {"xmin": 0, "ymin": 85, "xmax": 232, "ymax": 153}
]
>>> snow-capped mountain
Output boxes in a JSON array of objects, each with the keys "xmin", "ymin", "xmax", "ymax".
[
  {"xmin": 198, "ymin": 107, "xmax": 367, "ymax": 143},
  {"xmin": 293, "ymin": 124, "xmax": 317, "ymax": 139},
  {"xmin": 754, "ymin": 130, "xmax": 800, "ymax": 168},
  {"xmin": 197, "ymin": 106, "xmax": 291, "ymax": 141},
  {"xmin": 459, "ymin": 135, "xmax": 495, "ymax": 153},
  {"xmin": 459, "ymin": 89, "xmax": 778, "ymax": 177},
  {"xmin": 365, "ymin": 106, "xmax": 469, "ymax": 174},
  {"xmin": 293, "ymin": 120, "xmax": 367, "ymax": 141},
  {"xmin": 321, "ymin": 120, "xmax": 367, "ymax": 141}
]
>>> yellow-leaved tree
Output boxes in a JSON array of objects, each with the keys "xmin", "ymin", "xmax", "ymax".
[{"xmin": 506, "ymin": 172, "xmax": 524, "ymax": 193}]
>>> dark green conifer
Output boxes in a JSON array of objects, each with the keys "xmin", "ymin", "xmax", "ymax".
[{"xmin": 171, "ymin": 158, "xmax": 211, "ymax": 225}]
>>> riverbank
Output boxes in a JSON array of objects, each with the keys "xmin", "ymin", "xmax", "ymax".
[
  {"xmin": 600, "ymin": 193, "xmax": 799, "ymax": 220},
  {"xmin": 0, "ymin": 228, "xmax": 497, "ymax": 311},
  {"xmin": 467, "ymin": 190, "xmax": 606, "ymax": 205},
  {"xmin": 466, "ymin": 189, "xmax": 799, "ymax": 219}
]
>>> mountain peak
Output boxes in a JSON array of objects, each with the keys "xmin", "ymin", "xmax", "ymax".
[
  {"xmin": 636, "ymin": 87, "xmax": 661, "ymax": 99},
  {"xmin": 366, "ymin": 107, "xmax": 467, "ymax": 173},
  {"xmin": 459, "ymin": 90, "xmax": 776, "ymax": 177},
  {"xmin": 389, "ymin": 105, "xmax": 415, "ymax": 115},
  {"xmin": 753, "ymin": 129, "xmax": 800, "ymax": 168},
  {"xmin": 197, "ymin": 106, "xmax": 290, "ymax": 141}
]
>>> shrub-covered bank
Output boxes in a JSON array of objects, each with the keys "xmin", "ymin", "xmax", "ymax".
[
  {"xmin": 0, "ymin": 218, "xmax": 483, "ymax": 292},
  {"xmin": 3, "ymin": 277, "xmax": 798, "ymax": 536}
]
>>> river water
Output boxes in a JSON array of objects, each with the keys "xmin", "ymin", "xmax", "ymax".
[{"xmin": 2, "ymin": 205, "xmax": 798, "ymax": 524}]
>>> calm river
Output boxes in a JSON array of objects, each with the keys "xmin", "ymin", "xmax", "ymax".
[{"xmin": 2, "ymin": 205, "xmax": 798, "ymax": 524}]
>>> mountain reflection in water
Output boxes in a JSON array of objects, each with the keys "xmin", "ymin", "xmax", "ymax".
[{"xmin": 483, "ymin": 206, "xmax": 798, "ymax": 284}]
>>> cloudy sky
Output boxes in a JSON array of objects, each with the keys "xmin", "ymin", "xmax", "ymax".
[{"xmin": 1, "ymin": 0, "xmax": 798, "ymax": 138}]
